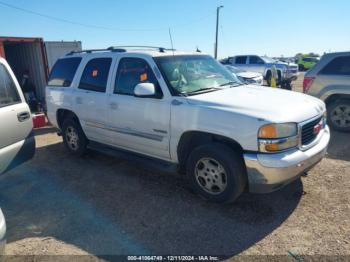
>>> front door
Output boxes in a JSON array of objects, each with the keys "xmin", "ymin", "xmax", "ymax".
[
  {"xmin": 0, "ymin": 60, "xmax": 34, "ymax": 174},
  {"xmin": 107, "ymin": 57, "xmax": 171, "ymax": 160},
  {"xmin": 247, "ymin": 56, "xmax": 265, "ymax": 74}
]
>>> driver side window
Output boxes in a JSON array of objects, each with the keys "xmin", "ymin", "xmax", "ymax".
[
  {"xmin": 249, "ymin": 56, "xmax": 265, "ymax": 65},
  {"xmin": 114, "ymin": 57, "xmax": 162, "ymax": 97}
]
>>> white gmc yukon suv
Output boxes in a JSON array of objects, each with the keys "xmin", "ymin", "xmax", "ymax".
[{"xmin": 46, "ymin": 47, "xmax": 330, "ymax": 203}]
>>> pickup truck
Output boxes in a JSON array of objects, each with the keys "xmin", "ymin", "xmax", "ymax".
[
  {"xmin": 221, "ymin": 55, "xmax": 299, "ymax": 89},
  {"xmin": 46, "ymin": 47, "xmax": 330, "ymax": 203}
]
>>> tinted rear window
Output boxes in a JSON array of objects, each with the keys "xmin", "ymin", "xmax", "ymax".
[
  {"xmin": 320, "ymin": 56, "xmax": 350, "ymax": 75},
  {"xmin": 48, "ymin": 57, "xmax": 82, "ymax": 87},
  {"xmin": 79, "ymin": 58, "xmax": 112, "ymax": 93},
  {"xmin": 0, "ymin": 63, "xmax": 21, "ymax": 108},
  {"xmin": 235, "ymin": 56, "xmax": 247, "ymax": 64}
]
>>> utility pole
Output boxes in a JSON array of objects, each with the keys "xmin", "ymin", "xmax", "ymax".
[{"xmin": 214, "ymin": 5, "xmax": 224, "ymax": 59}]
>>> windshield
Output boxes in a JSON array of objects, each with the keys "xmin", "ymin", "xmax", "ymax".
[
  {"xmin": 261, "ymin": 56, "xmax": 276, "ymax": 63},
  {"xmin": 225, "ymin": 65, "xmax": 245, "ymax": 74},
  {"xmin": 154, "ymin": 55, "xmax": 241, "ymax": 96}
]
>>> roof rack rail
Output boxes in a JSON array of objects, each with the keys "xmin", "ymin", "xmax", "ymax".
[
  {"xmin": 66, "ymin": 48, "xmax": 126, "ymax": 56},
  {"xmin": 107, "ymin": 46, "xmax": 175, "ymax": 53},
  {"xmin": 66, "ymin": 46, "xmax": 174, "ymax": 56}
]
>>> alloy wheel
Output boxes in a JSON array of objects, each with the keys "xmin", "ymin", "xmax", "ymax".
[
  {"xmin": 65, "ymin": 126, "xmax": 79, "ymax": 151},
  {"xmin": 331, "ymin": 104, "xmax": 350, "ymax": 128},
  {"xmin": 195, "ymin": 157, "xmax": 228, "ymax": 195}
]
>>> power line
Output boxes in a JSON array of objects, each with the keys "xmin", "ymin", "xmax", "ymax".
[{"xmin": 0, "ymin": 1, "xmax": 215, "ymax": 32}]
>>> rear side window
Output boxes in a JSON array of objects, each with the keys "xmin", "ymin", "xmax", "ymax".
[
  {"xmin": 48, "ymin": 57, "xmax": 82, "ymax": 87},
  {"xmin": 0, "ymin": 63, "xmax": 21, "ymax": 108},
  {"xmin": 114, "ymin": 57, "xmax": 162, "ymax": 97},
  {"xmin": 235, "ymin": 56, "xmax": 247, "ymax": 64},
  {"xmin": 79, "ymin": 58, "xmax": 112, "ymax": 93},
  {"xmin": 320, "ymin": 56, "xmax": 350, "ymax": 76}
]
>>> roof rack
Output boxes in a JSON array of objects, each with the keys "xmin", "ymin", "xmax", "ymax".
[
  {"xmin": 107, "ymin": 46, "xmax": 175, "ymax": 53},
  {"xmin": 66, "ymin": 45, "xmax": 174, "ymax": 56},
  {"xmin": 66, "ymin": 47, "xmax": 126, "ymax": 56}
]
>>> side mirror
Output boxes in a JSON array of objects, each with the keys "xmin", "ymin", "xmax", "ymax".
[{"xmin": 134, "ymin": 83, "xmax": 156, "ymax": 98}]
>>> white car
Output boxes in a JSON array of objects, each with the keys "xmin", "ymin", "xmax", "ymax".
[
  {"xmin": 0, "ymin": 57, "xmax": 36, "ymax": 254},
  {"xmin": 225, "ymin": 65, "xmax": 263, "ymax": 85},
  {"xmin": 46, "ymin": 47, "xmax": 330, "ymax": 203}
]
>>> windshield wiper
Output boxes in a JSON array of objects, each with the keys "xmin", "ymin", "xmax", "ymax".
[
  {"xmin": 219, "ymin": 81, "xmax": 243, "ymax": 87},
  {"xmin": 186, "ymin": 87, "xmax": 221, "ymax": 95}
]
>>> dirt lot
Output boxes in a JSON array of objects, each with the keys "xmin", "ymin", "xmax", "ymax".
[{"xmin": 0, "ymin": 74, "xmax": 349, "ymax": 261}]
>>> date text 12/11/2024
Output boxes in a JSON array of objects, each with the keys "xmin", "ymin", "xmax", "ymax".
[{"xmin": 127, "ymin": 256, "xmax": 220, "ymax": 261}]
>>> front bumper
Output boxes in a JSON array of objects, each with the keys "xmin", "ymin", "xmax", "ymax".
[
  {"xmin": 244, "ymin": 126, "xmax": 330, "ymax": 193},
  {"xmin": 0, "ymin": 209, "xmax": 6, "ymax": 256},
  {"xmin": 284, "ymin": 71, "xmax": 299, "ymax": 82}
]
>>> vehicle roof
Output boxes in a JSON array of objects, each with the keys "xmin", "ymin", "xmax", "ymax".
[
  {"xmin": 230, "ymin": 54, "xmax": 261, "ymax": 57},
  {"xmin": 322, "ymin": 51, "xmax": 350, "ymax": 58},
  {"xmin": 64, "ymin": 48, "xmax": 205, "ymax": 59}
]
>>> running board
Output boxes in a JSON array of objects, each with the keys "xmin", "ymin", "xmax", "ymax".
[{"xmin": 88, "ymin": 141, "xmax": 178, "ymax": 174}]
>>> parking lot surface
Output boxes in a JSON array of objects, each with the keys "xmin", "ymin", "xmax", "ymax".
[{"xmin": 0, "ymin": 75, "xmax": 349, "ymax": 260}]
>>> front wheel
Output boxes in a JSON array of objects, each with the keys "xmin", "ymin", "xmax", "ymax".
[
  {"xmin": 186, "ymin": 143, "xmax": 246, "ymax": 203},
  {"xmin": 62, "ymin": 118, "xmax": 88, "ymax": 156}
]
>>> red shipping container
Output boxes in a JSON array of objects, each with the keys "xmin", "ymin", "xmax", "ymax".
[{"xmin": 32, "ymin": 113, "xmax": 46, "ymax": 128}]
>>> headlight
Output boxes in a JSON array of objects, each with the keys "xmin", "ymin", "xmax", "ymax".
[{"xmin": 258, "ymin": 123, "xmax": 299, "ymax": 152}]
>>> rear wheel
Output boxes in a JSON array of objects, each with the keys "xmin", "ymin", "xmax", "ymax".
[
  {"xmin": 62, "ymin": 118, "xmax": 88, "ymax": 156},
  {"xmin": 328, "ymin": 99, "xmax": 350, "ymax": 132},
  {"xmin": 186, "ymin": 143, "xmax": 246, "ymax": 203}
]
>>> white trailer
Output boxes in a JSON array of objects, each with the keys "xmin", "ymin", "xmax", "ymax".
[{"xmin": 45, "ymin": 41, "xmax": 82, "ymax": 70}]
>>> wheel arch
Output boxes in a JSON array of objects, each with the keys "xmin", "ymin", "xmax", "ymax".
[
  {"xmin": 177, "ymin": 131, "xmax": 244, "ymax": 170},
  {"xmin": 324, "ymin": 93, "xmax": 350, "ymax": 106},
  {"xmin": 56, "ymin": 109, "xmax": 79, "ymax": 129}
]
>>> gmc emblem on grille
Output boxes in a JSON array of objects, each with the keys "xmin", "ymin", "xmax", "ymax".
[{"xmin": 313, "ymin": 123, "xmax": 322, "ymax": 135}]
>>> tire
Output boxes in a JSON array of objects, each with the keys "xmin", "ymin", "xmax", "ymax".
[
  {"xmin": 281, "ymin": 80, "xmax": 292, "ymax": 90},
  {"xmin": 62, "ymin": 118, "xmax": 88, "ymax": 156},
  {"xmin": 327, "ymin": 99, "xmax": 350, "ymax": 132},
  {"xmin": 266, "ymin": 71, "xmax": 272, "ymax": 86},
  {"xmin": 186, "ymin": 143, "xmax": 246, "ymax": 203}
]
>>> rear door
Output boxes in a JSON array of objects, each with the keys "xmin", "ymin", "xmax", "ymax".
[
  {"xmin": 314, "ymin": 56, "xmax": 350, "ymax": 89},
  {"xmin": 0, "ymin": 59, "xmax": 35, "ymax": 174},
  {"xmin": 72, "ymin": 56, "xmax": 113, "ymax": 144}
]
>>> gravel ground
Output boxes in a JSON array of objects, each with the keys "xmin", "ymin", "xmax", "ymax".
[{"xmin": 0, "ymin": 74, "xmax": 349, "ymax": 261}]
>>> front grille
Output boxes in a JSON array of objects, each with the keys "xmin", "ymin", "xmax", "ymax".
[
  {"xmin": 301, "ymin": 116, "xmax": 323, "ymax": 145},
  {"xmin": 287, "ymin": 66, "xmax": 298, "ymax": 73}
]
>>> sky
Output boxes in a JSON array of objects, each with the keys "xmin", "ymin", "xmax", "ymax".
[{"xmin": 0, "ymin": 0, "xmax": 349, "ymax": 58}]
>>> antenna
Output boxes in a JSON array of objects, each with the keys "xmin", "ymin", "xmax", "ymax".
[{"xmin": 168, "ymin": 28, "xmax": 175, "ymax": 56}]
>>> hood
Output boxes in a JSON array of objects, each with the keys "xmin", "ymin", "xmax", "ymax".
[
  {"xmin": 237, "ymin": 71, "xmax": 262, "ymax": 79},
  {"xmin": 275, "ymin": 61, "xmax": 298, "ymax": 67},
  {"xmin": 185, "ymin": 86, "xmax": 325, "ymax": 123}
]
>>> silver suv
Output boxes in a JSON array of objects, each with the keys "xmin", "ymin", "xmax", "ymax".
[
  {"xmin": 0, "ymin": 57, "xmax": 36, "ymax": 254},
  {"xmin": 303, "ymin": 52, "xmax": 350, "ymax": 132}
]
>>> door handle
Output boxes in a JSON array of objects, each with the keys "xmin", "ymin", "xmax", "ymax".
[
  {"xmin": 76, "ymin": 97, "xmax": 83, "ymax": 104},
  {"xmin": 110, "ymin": 102, "xmax": 118, "ymax": 110},
  {"xmin": 17, "ymin": 111, "xmax": 31, "ymax": 122}
]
